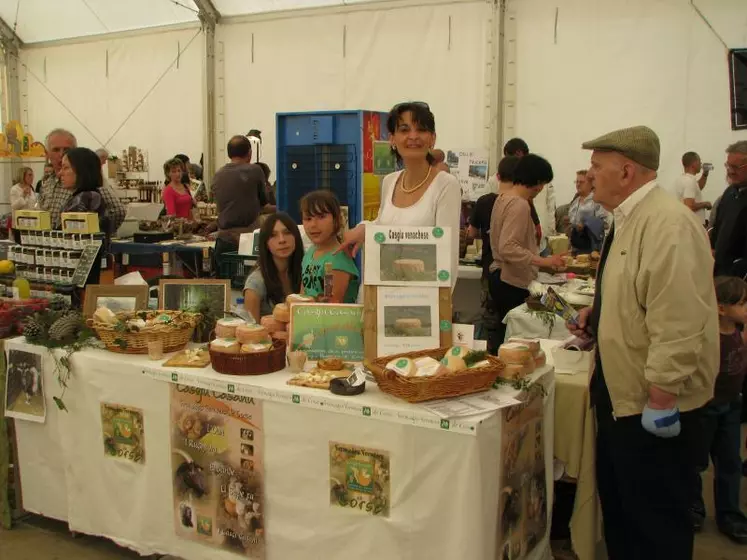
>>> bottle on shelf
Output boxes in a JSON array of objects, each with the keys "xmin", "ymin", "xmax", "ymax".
[{"xmin": 12, "ymin": 277, "xmax": 30, "ymax": 300}]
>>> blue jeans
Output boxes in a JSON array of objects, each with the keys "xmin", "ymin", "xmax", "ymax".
[{"xmin": 692, "ymin": 398, "xmax": 744, "ymax": 525}]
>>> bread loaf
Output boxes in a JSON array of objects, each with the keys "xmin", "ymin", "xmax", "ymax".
[
  {"xmin": 215, "ymin": 317, "xmax": 247, "ymax": 339},
  {"xmin": 273, "ymin": 303, "xmax": 290, "ymax": 323},
  {"xmin": 235, "ymin": 324, "xmax": 269, "ymax": 344},
  {"xmin": 210, "ymin": 338, "xmax": 240, "ymax": 354}
]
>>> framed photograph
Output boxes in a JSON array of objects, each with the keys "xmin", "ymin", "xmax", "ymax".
[
  {"xmin": 376, "ymin": 287, "xmax": 440, "ymax": 356},
  {"xmin": 5, "ymin": 348, "xmax": 46, "ymax": 423},
  {"xmin": 83, "ymin": 285, "xmax": 149, "ymax": 317},
  {"xmin": 364, "ymin": 225, "xmax": 452, "ymax": 287},
  {"xmin": 158, "ymin": 279, "xmax": 230, "ymax": 315}
]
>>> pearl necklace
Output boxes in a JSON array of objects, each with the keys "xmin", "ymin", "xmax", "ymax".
[{"xmin": 400, "ymin": 166, "xmax": 432, "ymax": 194}]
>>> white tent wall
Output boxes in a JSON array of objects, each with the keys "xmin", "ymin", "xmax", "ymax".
[
  {"xmin": 20, "ymin": 27, "xmax": 204, "ymax": 179},
  {"xmin": 511, "ymin": 0, "xmax": 747, "ymax": 207},
  {"xmin": 217, "ymin": 0, "xmax": 491, "ymax": 176}
]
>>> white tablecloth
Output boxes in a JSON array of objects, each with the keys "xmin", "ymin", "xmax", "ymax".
[
  {"xmin": 505, "ymin": 304, "xmax": 570, "ymax": 342},
  {"xmin": 10, "ymin": 337, "xmax": 555, "ymax": 560}
]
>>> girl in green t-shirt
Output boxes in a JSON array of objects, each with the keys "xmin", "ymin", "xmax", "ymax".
[{"xmin": 300, "ymin": 190, "xmax": 359, "ymax": 303}]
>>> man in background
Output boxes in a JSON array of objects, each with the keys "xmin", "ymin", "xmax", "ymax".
[
  {"xmin": 95, "ymin": 148, "xmax": 112, "ymax": 188},
  {"xmin": 35, "ymin": 162, "xmax": 54, "ymax": 194},
  {"xmin": 212, "ymin": 135, "xmax": 267, "ymax": 271},
  {"xmin": 672, "ymin": 151, "xmax": 711, "ymax": 225},
  {"xmin": 711, "ymin": 141, "xmax": 747, "ymax": 278},
  {"xmin": 39, "ymin": 128, "xmax": 125, "ymax": 231},
  {"xmin": 431, "ymin": 149, "xmax": 450, "ymax": 173}
]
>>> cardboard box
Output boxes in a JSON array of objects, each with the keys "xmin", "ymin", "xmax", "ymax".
[
  {"xmin": 61, "ymin": 212, "xmax": 100, "ymax": 234},
  {"xmin": 13, "ymin": 210, "xmax": 52, "ymax": 231}
]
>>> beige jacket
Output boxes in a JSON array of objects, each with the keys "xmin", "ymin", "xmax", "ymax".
[{"xmin": 596, "ymin": 185, "xmax": 718, "ymax": 417}]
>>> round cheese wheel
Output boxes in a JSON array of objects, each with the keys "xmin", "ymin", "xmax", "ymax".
[
  {"xmin": 507, "ymin": 337, "xmax": 541, "ymax": 356},
  {"xmin": 534, "ymin": 350, "xmax": 546, "ymax": 368},
  {"xmin": 271, "ymin": 330, "xmax": 288, "ymax": 341},
  {"xmin": 235, "ymin": 324, "xmax": 269, "ymax": 344},
  {"xmin": 500, "ymin": 362, "xmax": 534, "ymax": 380},
  {"xmin": 260, "ymin": 315, "xmax": 286, "ymax": 332},
  {"xmin": 240, "ymin": 342, "xmax": 272, "ymax": 354},
  {"xmin": 273, "ymin": 303, "xmax": 290, "ymax": 323},
  {"xmin": 498, "ymin": 342, "xmax": 535, "ymax": 366},
  {"xmin": 386, "ymin": 357, "xmax": 415, "ymax": 376},
  {"xmin": 215, "ymin": 317, "xmax": 247, "ymax": 339},
  {"xmin": 395, "ymin": 318, "xmax": 421, "ymax": 329},
  {"xmin": 286, "ymin": 293, "xmax": 314, "ymax": 305},
  {"xmin": 440, "ymin": 354, "xmax": 467, "ymax": 373},
  {"xmin": 210, "ymin": 338, "xmax": 240, "ymax": 354}
]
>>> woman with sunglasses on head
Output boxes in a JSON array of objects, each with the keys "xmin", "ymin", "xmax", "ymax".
[{"xmin": 338, "ymin": 102, "xmax": 461, "ymax": 286}]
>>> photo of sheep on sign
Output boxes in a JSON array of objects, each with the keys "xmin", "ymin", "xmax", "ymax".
[
  {"xmin": 4, "ymin": 348, "xmax": 45, "ymax": 423},
  {"xmin": 288, "ymin": 303, "xmax": 364, "ymax": 362}
]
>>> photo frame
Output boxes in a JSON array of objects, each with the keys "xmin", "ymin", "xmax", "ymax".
[
  {"xmin": 5, "ymin": 347, "xmax": 46, "ymax": 423},
  {"xmin": 83, "ymin": 284, "xmax": 149, "ymax": 317},
  {"xmin": 158, "ymin": 279, "xmax": 231, "ymax": 313},
  {"xmin": 376, "ymin": 286, "xmax": 440, "ymax": 356},
  {"xmin": 364, "ymin": 225, "xmax": 452, "ymax": 287}
]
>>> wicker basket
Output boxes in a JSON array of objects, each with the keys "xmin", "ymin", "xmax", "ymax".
[
  {"xmin": 365, "ymin": 347, "xmax": 505, "ymax": 403},
  {"xmin": 89, "ymin": 310, "xmax": 200, "ymax": 354},
  {"xmin": 210, "ymin": 339, "xmax": 287, "ymax": 375}
]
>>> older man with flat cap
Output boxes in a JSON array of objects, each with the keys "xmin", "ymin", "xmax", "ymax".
[{"xmin": 567, "ymin": 126, "xmax": 718, "ymax": 559}]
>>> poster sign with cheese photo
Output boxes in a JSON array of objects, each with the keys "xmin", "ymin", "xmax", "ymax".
[
  {"xmin": 364, "ymin": 225, "xmax": 452, "ymax": 287},
  {"xmin": 329, "ymin": 442, "xmax": 391, "ymax": 517},
  {"xmin": 377, "ymin": 287, "xmax": 440, "ymax": 356},
  {"xmin": 496, "ymin": 390, "xmax": 547, "ymax": 560},
  {"xmin": 288, "ymin": 303, "xmax": 364, "ymax": 361},
  {"xmin": 170, "ymin": 385, "xmax": 265, "ymax": 558}
]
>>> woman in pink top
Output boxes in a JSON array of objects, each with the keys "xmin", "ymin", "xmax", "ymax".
[{"xmin": 162, "ymin": 158, "xmax": 193, "ymax": 219}]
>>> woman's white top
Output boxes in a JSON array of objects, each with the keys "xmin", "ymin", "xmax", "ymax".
[
  {"xmin": 10, "ymin": 184, "xmax": 37, "ymax": 211},
  {"xmin": 375, "ymin": 170, "xmax": 462, "ymax": 288}
]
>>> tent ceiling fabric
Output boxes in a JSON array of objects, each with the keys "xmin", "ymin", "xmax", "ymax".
[
  {"xmin": 0, "ymin": 0, "xmax": 200, "ymax": 43},
  {"xmin": 213, "ymin": 0, "xmax": 374, "ymax": 16}
]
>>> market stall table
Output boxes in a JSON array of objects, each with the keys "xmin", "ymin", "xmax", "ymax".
[
  {"xmin": 10, "ymin": 337, "xmax": 556, "ymax": 560},
  {"xmin": 505, "ymin": 304, "xmax": 570, "ymax": 342},
  {"xmin": 541, "ymin": 340, "xmax": 601, "ymax": 560}
]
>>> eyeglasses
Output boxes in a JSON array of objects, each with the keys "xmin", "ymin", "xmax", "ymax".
[{"xmin": 724, "ymin": 162, "xmax": 747, "ymax": 172}]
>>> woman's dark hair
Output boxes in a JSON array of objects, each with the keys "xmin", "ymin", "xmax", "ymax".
[
  {"xmin": 64, "ymin": 147, "xmax": 103, "ymax": 194},
  {"xmin": 257, "ymin": 212, "xmax": 303, "ymax": 306},
  {"xmin": 257, "ymin": 162, "xmax": 271, "ymax": 181},
  {"xmin": 386, "ymin": 102, "xmax": 436, "ymax": 165},
  {"xmin": 299, "ymin": 189, "xmax": 343, "ymax": 237},
  {"xmin": 497, "ymin": 156, "xmax": 520, "ymax": 183},
  {"xmin": 512, "ymin": 154, "xmax": 554, "ymax": 187},
  {"xmin": 714, "ymin": 276, "xmax": 747, "ymax": 306},
  {"xmin": 164, "ymin": 158, "xmax": 184, "ymax": 182}
]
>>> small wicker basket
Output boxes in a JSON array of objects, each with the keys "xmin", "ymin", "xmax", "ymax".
[
  {"xmin": 210, "ymin": 339, "xmax": 287, "ymax": 376},
  {"xmin": 365, "ymin": 347, "xmax": 505, "ymax": 403},
  {"xmin": 89, "ymin": 310, "xmax": 200, "ymax": 354}
]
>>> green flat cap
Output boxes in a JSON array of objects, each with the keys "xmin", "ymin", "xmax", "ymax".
[{"xmin": 582, "ymin": 125, "xmax": 660, "ymax": 171}]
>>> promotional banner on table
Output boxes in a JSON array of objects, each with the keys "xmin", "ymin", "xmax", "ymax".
[
  {"xmin": 329, "ymin": 442, "xmax": 391, "ymax": 517},
  {"xmin": 497, "ymin": 389, "xmax": 548, "ymax": 560},
  {"xmin": 170, "ymin": 385, "xmax": 265, "ymax": 558}
]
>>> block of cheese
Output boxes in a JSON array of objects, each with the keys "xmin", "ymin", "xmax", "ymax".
[
  {"xmin": 215, "ymin": 317, "xmax": 247, "ymax": 339},
  {"xmin": 386, "ymin": 357, "xmax": 416, "ymax": 376},
  {"xmin": 271, "ymin": 330, "xmax": 288, "ymax": 341},
  {"xmin": 210, "ymin": 338, "xmax": 241, "ymax": 354},
  {"xmin": 235, "ymin": 323, "xmax": 269, "ymax": 344},
  {"xmin": 498, "ymin": 342, "xmax": 535, "ymax": 368},
  {"xmin": 414, "ymin": 356, "xmax": 447, "ymax": 377},
  {"xmin": 395, "ymin": 318, "xmax": 421, "ymax": 330},
  {"xmin": 260, "ymin": 315, "xmax": 286, "ymax": 332},
  {"xmin": 393, "ymin": 258, "xmax": 425, "ymax": 279},
  {"xmin": 506, "ymin": 337, "xmax": 540, "ymax": 356},
  {"xmin": 534, "ymin": 350, "xmax": 546, "ymax": 368},
  {"xmin": 240, "ymin": 342, "xmax": 273, "ymax": 354},
  {"xmin": 273, "ymin": 303, "xmax": 290, "ymax": 323}
]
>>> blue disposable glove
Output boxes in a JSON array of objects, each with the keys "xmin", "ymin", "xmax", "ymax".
[{"xmin": 641, "ymin": 404, "xmax": 681, "ymax": 438}]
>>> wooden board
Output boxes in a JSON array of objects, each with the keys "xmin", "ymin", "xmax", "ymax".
[{"xmin": 162, "ymin": 349, "xmax": 211, "ymax": 368}]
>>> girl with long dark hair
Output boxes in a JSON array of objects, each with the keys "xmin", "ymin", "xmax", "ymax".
[
  {"xmin": 243, "ymin": 212, "xmax": 304, "ymax": 322},
  {"xmin": 60, "ymin": 147, "xmax": 110, "ymax": 234}
]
